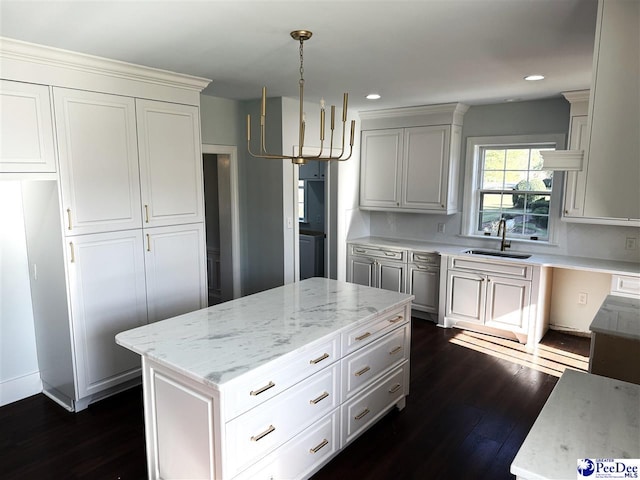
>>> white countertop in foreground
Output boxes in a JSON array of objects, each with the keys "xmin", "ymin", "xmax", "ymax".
[
  {"xmin": 590, "ymin": 295, "xmax": 640, "ymax": 340},
  {"xmin": 349, "ymin": 236, "xmax": 640, "ymax": 276},
  {"xmin": 511, "ymin": 370, "xmax": 640, "ymax": 480},
  {"xmin": 116, "ymin": 278, "xmax": 413, "ymax": 390}
]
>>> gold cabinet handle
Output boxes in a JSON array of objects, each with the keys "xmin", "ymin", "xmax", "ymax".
[
  {"xmin": 309, "ymin": 439, "xmax": 329, "ymax": 454},
  {"xmin": 66, "ymin": 208, "xmax": 72, "ymax": 230},
  {"xmin": 69, "ymin": 242, "xmax": 75, "ymax": 263},
  {"xmin": 355, "ymin": 332, "xmax": 371, "ymax": 341},
  {"xmin": 384, "ymin": 251, "xmax": 396, "ymax": 257},
  {"xmin": 309, "ymin": 353, "xmax": 329, "ymax": 365},
  {"xmin": 146, "ymin": 234, "xmax": 151, "ymax": 252},
  {"xmin": 144, "ymin": 204, "xmax": 149, "ymax": 223},
  {"xmin": 389, "ymin": 383, "xmax": 402, "ymax": 394},
  {"xmin": 250, "ymin": 381, "xmax": 275, "ymax": 396},
  {"xmin": 389, "ymin": 345, "xmax": 402, "ymax": 355},
  {"xmin": 250, "ymin": 425, "xmax": 275, "ymax": 442},
  {"xmin": 389, "ymin": 315, "xmax": 403, "ymax": 324},
  {"xmin": 354, "ymin": 408, "xmax": 370, "ymax": 421},
  {"xmin": 309, "ymin": 391, "xmax": 329, "ymax": 405},
  {"xmin": 355, "ymin": 366, "xmax": 371, "ymax": 377},
  {"xmin": 354, "ymin": 248, "xmax": 366, "ymax": 254}
]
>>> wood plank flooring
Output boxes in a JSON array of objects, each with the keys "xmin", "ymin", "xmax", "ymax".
[{"xmin": 0, "ymin": 320, "xmax": 589, "ymax": 480}]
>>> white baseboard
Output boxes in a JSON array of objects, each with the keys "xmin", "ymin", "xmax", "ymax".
[{"xmin": 0, "ymin": 372, "xmax": 42, "ymax": 407}]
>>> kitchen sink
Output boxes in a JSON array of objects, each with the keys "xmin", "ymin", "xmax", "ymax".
[{"xmin": 463, "ymin": 249, "xmax": 532, "ymax": 260}]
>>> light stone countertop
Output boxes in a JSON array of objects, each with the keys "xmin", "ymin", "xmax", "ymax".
[
  {"xmin": 590, "ymin": 295, "xmax": 640, "ymax": 341},
  {"xmin": 348, "ymin": 236, "xmax": 640, "ymax": 276},
  {"xmin": 116, "ymin": 278, "xmax": 413, "ymax": 390},
  {"xmin": 510, "ymin": 369, "xmax": 640, "ymax": 480}
]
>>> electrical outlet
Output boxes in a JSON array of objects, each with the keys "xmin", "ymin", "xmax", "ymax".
[
  {"xmin": 286, "ymin": 217, "xmax": 293, "ymax": 229},
  {"xmin": 578, "ymin": 292, "xmax": 588, "ymax": 305},
  {"xmin": 625, "ymin": 237, "xmax": 638, "ymax": 250}
]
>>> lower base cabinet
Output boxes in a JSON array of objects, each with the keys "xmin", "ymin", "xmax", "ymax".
[{"xmin": 141, "ymin": 303, "xmax": 412, "ymax": 479}]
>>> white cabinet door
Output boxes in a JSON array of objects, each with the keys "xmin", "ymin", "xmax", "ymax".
[
  {"xmin": 347, "ymin": 255, "xmax": 376, "ymax": 288},
  {"xmin": 376, "ymin": 259, "xmax": 406, "ymax": 293},
  {"xmin": 359, "ymin": 129, "xmax": 403, "ymax": 208},
  {"xmin": 402, "ymin": 125, "xmax": 450, "ymax": 210},
  {"xmin": 145, "ymin": 223, "xmax": 207, "ymax": 323},
  {"xmin": 53, "ymin": 88, "xmax": 141, "ymax": 235},
  {"xmin": 136, "ymin": 99, "xmax": 204, "ymax": 227},
  {"xmin": 408, "ymin": 265, "xmax": 439, "ymax": 313},
  {"xmin": 0, "ymin": 80, "xmax": 56, "ymax": 173},
  {"xmin": 67, "ymin": 230, "xmax": 147, "ymax": 398},
  {"xmin": 484, "ymin": 276, "xmax": 531, "ymax": 333},
  {"xmin": 445, "ymin": 270, "xmax": 485, "ymax": 324}
]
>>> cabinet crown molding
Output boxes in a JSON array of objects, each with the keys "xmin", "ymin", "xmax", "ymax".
[
  {"xmin": 0, "ymin": 36, "xmax": 211, "ymax": 98},
  {"xmin": 562, "ymin": 90, "xmax": 591, "ymax": 104},
  {"xmin": 359, "ymin": 102, "xmax": 469, "ymax": 127}
]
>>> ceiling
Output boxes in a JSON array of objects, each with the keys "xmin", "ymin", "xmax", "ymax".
[{"xmin": 0, "ymin": 0, "xmax": 598, "ymax": 112}]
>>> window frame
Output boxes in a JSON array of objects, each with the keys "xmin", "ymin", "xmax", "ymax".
[{"xmin": 461, "ymin": 134, "xmax": 566, "ymax": 245}]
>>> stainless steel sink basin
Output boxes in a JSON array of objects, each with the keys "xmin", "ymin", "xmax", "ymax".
[{"xmin": 463, "ymin": 249, "xmax": 532, "ymax": 260}]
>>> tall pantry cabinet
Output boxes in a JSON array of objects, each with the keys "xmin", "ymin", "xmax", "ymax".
[{"xmin": 0, "ymin": 37, "xmax": 211, "ymax": 411}]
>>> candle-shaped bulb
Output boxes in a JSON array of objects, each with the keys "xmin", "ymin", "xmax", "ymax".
[
  {"xmin": 320, "ymin": 97, "xmax": 325, "ymax": 110},
  {"xmin": 302, "ymin": 112, "xmax": 306, "ymax": 124}
]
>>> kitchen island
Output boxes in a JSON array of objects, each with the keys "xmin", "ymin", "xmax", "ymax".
[{"xmin": 116, "ymin": 278, "xmax": 414, "ymax": 479}]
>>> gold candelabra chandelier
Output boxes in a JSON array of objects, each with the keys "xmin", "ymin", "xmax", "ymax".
[{"xmin": 247, "ymin": 30, "xmax": 355, "ymax": 165}]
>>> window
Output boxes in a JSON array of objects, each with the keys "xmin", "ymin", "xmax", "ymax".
[
  {"xmin": 298, "ymin": 180, "xmax": 307, "ymax": 222},
  {"xmin": 463, "ymin": 135, "xmax": 565, "ymax": 243}
]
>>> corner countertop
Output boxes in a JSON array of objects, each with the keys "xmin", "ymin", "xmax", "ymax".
[
  {"xmin": 510, "ymin": 369, "xmax": 640, "ymax": 480},
  {"xmin": 115, "ymin": 278, "xmax": 413, "ymax": 390},
  {"xmin": 348, "ymin": 236, "xmax": 640, "ymax": 276},
  {"xmin": 590, "ymin": 295, "xmax": 640, "ymax": 340}
]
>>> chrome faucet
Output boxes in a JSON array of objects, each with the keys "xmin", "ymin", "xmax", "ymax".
[{"xmin": 497, "ymin": 218, "xmax": 511, "ymax": 251}]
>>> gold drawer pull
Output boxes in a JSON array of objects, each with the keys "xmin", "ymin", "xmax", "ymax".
[
  {"xmin": 66, "ymin": 208, "xmax": 72, "ymax": 230},
  {"xmin": 354, "ymin": 408, "xmax": 370, "ymax": 421},
  {"xmin": 384, "ymin": 251, "xmax": 396, "ymax": 257},
  {"xmin": 250, "ymin": 425, "xmax": 275, "ymax": 442},
  {"xmin": 355, "ymin": 332, "xmax": 371, "ymax": 341},
  {"xmin": 355, "ymin": 366, "xmax": 370, "ymax": 377},
  {"xmin": 389, "ymin": 345, "xmax": 402, "ymax": 355},
  {"xmin": 389, "ymin": 383, "xmax": 402, "ymax": 394},
  {"xmin": 388, "ymin": 315, "xmax": 403, "ymax": 324},
  {"xmin": 310, "ymin": 353, "xmax": 329, "ymax": 365},
  {"xmin": 309, "ymin": 439, "xmax": 329, "ymax": 454},
  {"xmin": 144, "ymin": 204, "xmax": 150, "ymax": 223},
  {"xmin": 250, "ymin": 381, "xmax": 275, "ymax": 396},
  {"xmin": 310, "ymin": 392, "xmax": 329, "ymax": 405},
  {"xmin": 354, "ymin": 248, "xmax": 366, "ymax": 254},
  {"xmin": 69, "ymin": 242, "xmax": 75, "ymax": 263}
]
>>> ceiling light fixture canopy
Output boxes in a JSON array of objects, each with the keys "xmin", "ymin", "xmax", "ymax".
[{"xmin": 247, "ymin": 30, "xmax": 355, "ymax": 165}]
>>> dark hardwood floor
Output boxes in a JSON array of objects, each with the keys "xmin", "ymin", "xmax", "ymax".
[{"xmin": 0, "ymin": 321, "xmax": 589, "ymax": 480}]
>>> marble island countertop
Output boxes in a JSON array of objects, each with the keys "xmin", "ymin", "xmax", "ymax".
[
  {"xmin": 116, "ymin": 278, "xmax": 413, "ymax": 390},
  {"xmin": 511, "ymin": 369, "xmax": 640, "ymax": 480},
  {"xmin": 590, "ymin": 295, "xmax": 640, "ymax": 340},
  {"xmin": 349, "ymin": 236, "xmax": 640, "ymax": 276}
]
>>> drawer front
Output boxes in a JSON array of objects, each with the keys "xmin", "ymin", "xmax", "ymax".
[
  {"xmin": 225, "ymin": 364, "xmax": 340, "ymax": 477},
  {"xmin": 342, "ymin": 324, "xmax": 409, "ymax": 401},
  {"xmin": 449, "ymin": 256, "xmax": 532, "ymax": 280},
  {"xmin": 233, "ymin": 410, "xmax": 340, "ymax": 480},
  {"xmin": 611, "ymin": 274, "xmax": 640, "ymax": 298},
  {"xmin": 342, "ymin": 305, "xmax": 408, "ymax": 355},
  {"xmin": 224, "ymin": 334, "xmax": 339, "ymax": 419},
  {"xmin": 341, "ymin": 365, "xmax": 407, "ymax": 447},
  {"xmin": 410, "ymin": 251, "xmax": 439, "ymax": 265},
  {"xmin": 350, "ymin": 244, "xmax": 406, "ymax": 262}
]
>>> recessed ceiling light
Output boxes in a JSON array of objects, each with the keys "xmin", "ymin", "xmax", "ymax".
[
  {"xmin": 524, "ymin": 74, "xmax": 545, "ymax": 81},
  {"xmin": 366, "ymin": 93, "xmax": 381, "ymax": 100}
]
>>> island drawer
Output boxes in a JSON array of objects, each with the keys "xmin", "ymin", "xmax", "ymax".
[
  {"xmin": 223, "ymin": 334, "xmax": 339, "ymax": 419},
  {"xmin": 341, "ymin": 323, "xmax": 409, "ymax": 401},
  {"xmin": 341, "ymin": 364, "xmax": 408, "ymax": 447},
  {"xmin": 342, "ymin": 305, "xmax": 409, "ymax": 355},
  {"xmin": 234, "ymin": 409, "xmax": 341, "ymax": 480},
  {"xmin": 350, "ymin": 244, "xmax": 406, "ymax": 261},
  {"xmin": 225, "ymin": 363, "xmax": 340, "ymax": 477}
]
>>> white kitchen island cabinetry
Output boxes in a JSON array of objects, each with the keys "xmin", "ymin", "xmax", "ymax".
[
  {"xmin": 359, "ymin": 103, "xmax": 468, "ymax": 215},
  {"xmin": 116, "ymin": 278, "xmax": 414, "ymax": 480},
  {"xmin": 444, "ymin": 256, "xmax": 551, "ymax": 348}
]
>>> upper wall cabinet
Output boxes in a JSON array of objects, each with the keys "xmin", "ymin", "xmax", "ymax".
[
  {"xmin": 136, "ymin": 99, "xmax": 204, "ymax": 227},
  {"xmin": 359, "ymin": 103, "xmax": 467, "ymax": 215},
  {"xmin": 54, "ymin": 88, "xmax": 142, "ymax": 235},
  {"xmin": 0, "ymin": 79, "xmax": 56, "ymax": 173},
  {"xmin": 569, "ymin": 0, "xmax": 639, "ymax": 225}
]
